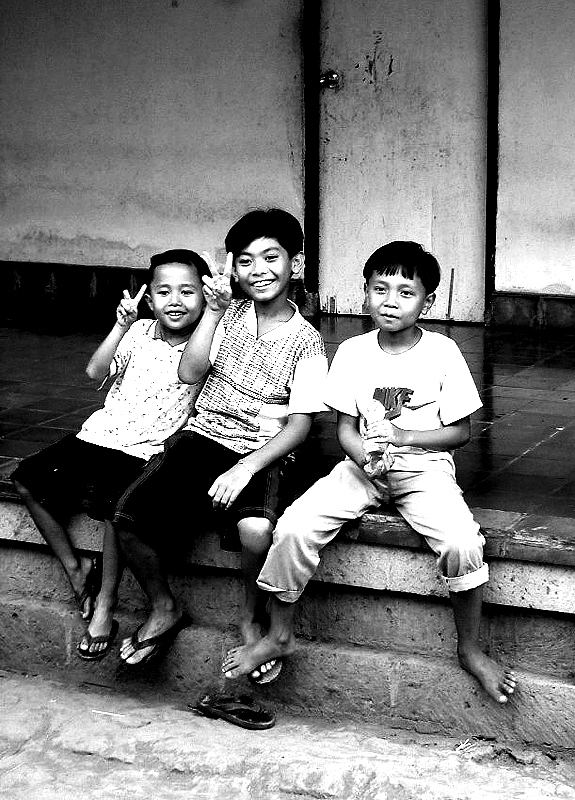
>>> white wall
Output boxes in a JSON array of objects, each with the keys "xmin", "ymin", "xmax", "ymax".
[
  {"xmin": 0, "ymin": 0, "xmax": 303, "ymax": 266},
  {"xmin": 497, "ymin": 0, "xmax": 575, "ymax": 295}
]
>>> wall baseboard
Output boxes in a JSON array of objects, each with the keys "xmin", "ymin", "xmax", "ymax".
[{"xmin": 487, "ymin": 291, "xmax": 575, "ymax": 328}]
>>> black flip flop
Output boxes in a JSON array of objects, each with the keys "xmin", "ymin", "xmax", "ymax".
[
  {"xmin": 77, "ymin": 619, "xmax": 119, "ymax": 661},
  {"xmin": 248, "ymin": 657, "xmax": 283, "ymax": 686},
  {"xmin": 122, "ymin": 613, "xmax": 190, "ymax": 667},
  {"xmin": 191, "ymin": 693, "xmax": 276, "ymax": 730},
  {"xmin": 74, "ymin": 557, "xmax": 101, "ymax": 620}
]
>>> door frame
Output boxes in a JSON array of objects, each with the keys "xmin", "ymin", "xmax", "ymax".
[{"xmin": 303, "ymin": 0, "xmax": 500, "ymax": 322}]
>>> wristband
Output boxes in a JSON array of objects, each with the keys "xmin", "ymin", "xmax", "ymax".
[{"xmin": 237, "ymin": 459, "xmax": 255, "ymax": 478}]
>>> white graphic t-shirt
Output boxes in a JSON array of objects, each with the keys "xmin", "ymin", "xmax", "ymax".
[{"xmin": 324, "ymin": 327, "xmax": 482, "ymax": 473}]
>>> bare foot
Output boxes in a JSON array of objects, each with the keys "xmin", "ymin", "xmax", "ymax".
[
  {"xmin": 119, "ymin": 608, "xmax": 183, "ymax": 665},
  {"xmin": 78, "ymin": 596, "xmax": 116, "ymax": 657},
  {"xmin": 458, "ymin": 645, "xmax": 517, "ymax": 704},
  {"xmin": 240, "ymin": 619, "xmax": 262, "ymax": 647},
  {"xmin": 222, "ymin": 633, "xmax": 296, "ymax": 680},
  {"xmin": 68, "ymin": 557, "xmax": 96, "ymax": 620}
]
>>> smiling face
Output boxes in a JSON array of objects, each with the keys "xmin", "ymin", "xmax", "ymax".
[
  {"xmin": 365, "ymin": 269, "xmax": 435, "ymax": 336},
  {"xmin": 233, "ymin": 237, "xmax": 303, "ymax": 305},
  {"xmin": 146, "ymin": 262, "xmax": 205, "ymax": 342}
]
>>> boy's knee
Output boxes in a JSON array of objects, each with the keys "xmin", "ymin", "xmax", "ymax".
[
  {"xmin": 438, "ymin": 529, "xmax": 485, "ymax": 576},
  {"xmin": 238, "ymin": 517, "xmax": 273, "ymax": 554}
]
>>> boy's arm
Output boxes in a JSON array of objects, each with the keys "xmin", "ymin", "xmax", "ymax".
[
  {"xmin": 86, "ymin": 285, "xmax": 146, "ymax": 381},
  {"xmin": 208, "ymin": 412, "xmax": 313, "ymax": 509},
  {"xmin": 178, "ymin": 252, "xmax": 232, "ymax": 384},
  {"xmin": 337, "ymin": 412, "xmax": 368, "ymax": 469},
  {"xmin": 364, "ymin": 416, "xmax": 471, "ymax": 451}
]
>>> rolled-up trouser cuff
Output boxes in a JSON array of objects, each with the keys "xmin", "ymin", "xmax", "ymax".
[
  {"xmin": 444, "ymin": 562, "xmax": 489, "ymax": 592},
  {"xmin": 256, "ymin": 578, "xmax": 302, "ymax": 604}
]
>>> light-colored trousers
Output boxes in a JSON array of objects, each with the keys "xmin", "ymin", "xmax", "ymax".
[{"xmin": 257, "ymin": 458, "xmax": 488, "ymax": 602}]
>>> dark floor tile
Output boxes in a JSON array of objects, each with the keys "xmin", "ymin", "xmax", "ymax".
[
  {"xmin": 3, "ymin": 426, "xmax": 70, "ymax": 445},
  {"xmin": 470, "ymin": 472, "xmax": 566, "ymax": 496},
  {"xmin": 498, "ymin": 457, "xmax": 575, "ymax": 479},
  {"xmin": 0, "ymin": 408, "xmax": 59, "ymax": 425},
  {"xmin": 0, "ymin": 422, "xmax": 28, "ymax": 437},
  {"xmin": 42, "ymin": 412, "xmax": 90, "ymax": 430},
  {"xmin": 54, "ymin": 386, "xmax": 101, "ymax": 401},
  {"xmin": 463, "ymin": 490, "xmax": 545, "ymax": 515},
  {"xmin": 549, "ymin": 480, "xmax": 575, "ymax": 499},
  {"xmin": 524, "ymin": 496, "xmax": 575, "ymax": 516},
  {"xmin": 4, "ymin": 382, "xmax": 66, "ymax": 398},
  {"xmin": 0, "ymin": 440, "xmax": 43, "ymax": 458},
  {"xmin": 21, "ymin": 397, "xmax": 89, "ymax": 414},
  {"xmin": 0, "ymin": 456, "xmax": 19, "ymax": 477},
  {"xmin": 0, "ymin": 392, "xmax": 51, "ymax": 409}
]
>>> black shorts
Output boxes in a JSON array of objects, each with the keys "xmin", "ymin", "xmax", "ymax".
[
  {"xmin": 114, "ymin": 430, "xmax": 290, "ymax": 552},
  {"xmin": 11, "ymin": 434, "xmax": 146, "ymax": 523}
]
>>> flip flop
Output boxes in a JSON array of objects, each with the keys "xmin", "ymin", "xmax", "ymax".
[
  {"xmin": 74, "ymin": 557, "xmax": 101, "ymax": 620},
  {"xmin": 191, "ymin": 693, "xmax": 276, "ymax": 730},
  {"xmin": 121, "ymin": 613, "xmax": 191, "ymax": 667},
  {"xmin": 77, "ymin": 619, "xmax": 119, "ymax": 662},
  {"xmin": 248, "ymin": 657, "xmax": 283, "ymax": 686}
]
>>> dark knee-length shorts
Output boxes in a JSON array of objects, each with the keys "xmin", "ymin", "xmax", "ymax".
[
  {"xmin": 11, "ymin": 433, "xmax": 146, "ymax": 522},
  {"xmin": 113, "ymin": 430, "xmax": 289, "ymax": 552}
]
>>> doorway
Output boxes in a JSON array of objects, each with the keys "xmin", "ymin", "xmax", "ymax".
[{"xmin": 306, "ymin": 0, "xmax": 489, "ymax": 322}]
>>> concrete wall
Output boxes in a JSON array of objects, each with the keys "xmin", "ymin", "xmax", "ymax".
[
  {"xmin": 497, "ymin": 0, "xmax": 575, "ymax": 295},
  {"xmin": 0, "ymin": 0, "xmax": 304, "ymax": 267}
]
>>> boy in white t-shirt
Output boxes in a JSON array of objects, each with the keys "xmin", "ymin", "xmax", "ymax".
[
  {"xmin": 12, "ymin": 249, "xmax": 209, "ymax": 660},
  {"xmin": 222, "ymin": 241, "xmax": 518, "ymax": 706}
]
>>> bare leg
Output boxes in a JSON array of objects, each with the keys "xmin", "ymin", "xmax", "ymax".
[
  {"xmin": 79, "ymin": 522, "xmax": 123, "ymax": 656},
  {"xmin": 237, "ymin": 518, "xmax": 273, "ymax": 646},
  {"xmin": 222, "ymin": 594, "xmax": 297, "ymax": 679},
  {"xmin": 117, "ymin": 526, "xmax": 183, "ymax": 665},
  {"xmin": 451, "ymin": 586, "xmax": 517, "ymax": 704},
  {"xmin": 14, "ymin": 480, "xmax": 95, "ymax": 618}
]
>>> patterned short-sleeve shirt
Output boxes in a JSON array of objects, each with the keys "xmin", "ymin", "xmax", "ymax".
[
  {"xmin": 77, "ymin": 320, "xmax": 202, "ymax": 461},
  {"xmin": 186, "ymin": 300, "xmax": 327, "ymax": 453}
]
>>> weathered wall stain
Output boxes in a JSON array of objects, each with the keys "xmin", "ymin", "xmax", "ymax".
[{"xmin": 0, "ymin": 0, "xmax": 304, "ymax": 266}]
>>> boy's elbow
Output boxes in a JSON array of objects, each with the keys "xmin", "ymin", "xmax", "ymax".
[
  {"xmin": 455, "ymin": 425, "xmax": 471, "ymax": 448},
  {"xmin": 178, "ymin": 364, "xmax": 194, "ymax": 383},
  {"xmin": 85, "ymin": 364, "xmax": 102, "ymax": 381}
]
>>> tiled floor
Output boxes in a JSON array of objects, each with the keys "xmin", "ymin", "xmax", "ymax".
[{"xmin": 2, "ymin": 320, "xmax": 575, "ymax": 518}]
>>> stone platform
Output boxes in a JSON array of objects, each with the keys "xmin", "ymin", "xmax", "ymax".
[{"xmin": 1, "ymin": 498, "xmax": 574, "ymax": 749}]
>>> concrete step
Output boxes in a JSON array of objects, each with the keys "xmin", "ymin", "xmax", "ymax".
[
  {"xmin": 1, "ymin": 593, "xmax": 574, "ymax": 749},
  {"xmin": 4, "ymin": 673, "xmax": 574, "ymax": 800},
  {"xmin": 2, "ymin": 542, "xmax": 575, "ymax": 681},
  {"xmin": 2, "ymin": 499, "xmax": 575, "ymax": 748}
]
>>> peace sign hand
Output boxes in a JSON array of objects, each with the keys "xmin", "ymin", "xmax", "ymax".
[
  {"xmin": 201, "ymin": 251, "xmax": 233, "ymax": 313},
  {"xmin": 117, "ymin": 284, "xmax": 147, "ymax": 328}
]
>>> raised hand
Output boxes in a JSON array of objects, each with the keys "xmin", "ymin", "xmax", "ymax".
[
  {"xmin": 201, "ymin": 251, "xmax": 233, "ymax": 313},
  {"xmin": 117, "ymin": 284, "xmax": 146, "ymax": 328}
]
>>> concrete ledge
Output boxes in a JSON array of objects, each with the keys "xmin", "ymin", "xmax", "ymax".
[
  {"xmin": 1, "ymin": 595, "xmax": 574, "ymax": 748},
  {"xmin": 2, "ymin": 500, "xmax": 575, "ymax": 614}
]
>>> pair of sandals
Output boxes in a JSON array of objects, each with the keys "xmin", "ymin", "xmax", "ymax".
[
  {"xmin": 77, "ymin": 613, "xmax": 191, "ymax": 663},
  {"xmin": 193, "ymin": 692, "xmax": 275, "ymax": 730}
]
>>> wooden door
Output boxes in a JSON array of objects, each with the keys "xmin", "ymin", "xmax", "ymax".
[{"xmin": 318, "ymin": 0, "xmax": 488, "ymax": 321}]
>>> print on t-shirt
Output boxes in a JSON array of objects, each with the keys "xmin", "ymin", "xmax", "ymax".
[{"xmin": 373, "ymin": 387, "xmax": 414, "ymax": 420}]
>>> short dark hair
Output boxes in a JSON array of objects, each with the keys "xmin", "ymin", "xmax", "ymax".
[
  {"xmin": 147, "ymin": 249, "xmax": 210, "ymax": 286},
  {"xmin": 224, "ymin": 209, "xmax": 304, "ymax": 258},
  {"xmin": 363, "ymin": 241, "xmax": 441, "ymax": 295}
]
